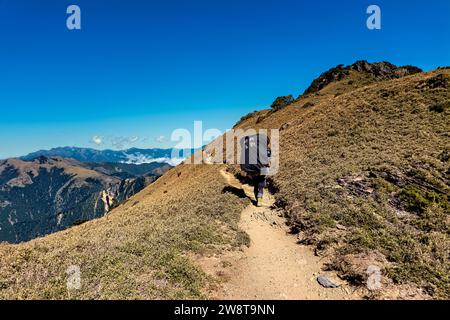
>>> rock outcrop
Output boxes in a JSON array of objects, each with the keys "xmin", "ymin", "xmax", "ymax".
[{"xmin": 303, "ymin": 60, "xmax": 423, "ymax": 96}]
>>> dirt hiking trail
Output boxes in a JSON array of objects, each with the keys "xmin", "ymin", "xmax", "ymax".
[{"xmin": 198, "ymin": 169, "xmax": 361, "ymax": 300}]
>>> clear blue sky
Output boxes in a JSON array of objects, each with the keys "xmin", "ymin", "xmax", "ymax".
[{"xmin": 0, "ymin": 0, "xmax": 449, "ymax": 158}]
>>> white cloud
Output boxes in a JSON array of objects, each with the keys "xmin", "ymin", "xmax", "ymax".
[
  {"xmin": 155, "ymin": 135, "xmax": 166, "ymax": 143},
  {"xmin": 110, "ymin": 136, "xmax": 140, "ymax": 149},
  {"xmin": 92, "ymin": 135, "xmax": 103, "ymax": 145},
  {"xmin": 123, "ymin": 153, "xmax": 184, "ymax": 166},
  {"xmin": 90, "ymin": 135, "xmax": 146, "ymax": 149}
]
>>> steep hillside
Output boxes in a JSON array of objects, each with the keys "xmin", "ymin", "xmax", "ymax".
[
  {"xmin": 0, "ymin": 157, "xmax": 170, "ymax": 243},
  {"xmin": 0, "ymin": 164, "xmax": 248, "ymax": 298},
  {"xmin": 0, "ymin": 62, "xmax": 448, "ymax": 299},
  {"xmin": 234, "ymin": 66, "xmax": 450, "ymax": 298}
]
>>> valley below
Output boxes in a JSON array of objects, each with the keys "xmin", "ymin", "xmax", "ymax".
[{"xmin": 0, "ymin": 151, "xmax": 173, "ymax": 243}]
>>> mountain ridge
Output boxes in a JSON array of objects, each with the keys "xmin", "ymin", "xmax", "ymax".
[
  {"xmin": 19, "ymin": 146, "xmax": 194, "ymax": 165},
  {"xmin": 302, "ymin": 60, "xmax": 423, "ymax": 96},
  {"xmin": 0, "ymin": 62, "xmax": 448, "ymax": 299}
]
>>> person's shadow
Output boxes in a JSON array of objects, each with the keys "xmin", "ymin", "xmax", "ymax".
[{"xmin": 222, "ymin": 186, "xmax": 248, "ymax": 199}]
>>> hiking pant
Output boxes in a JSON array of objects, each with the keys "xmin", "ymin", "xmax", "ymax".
[{"xmin": 253, "ymin": 175, "xmax": 267, "ymax": 199}]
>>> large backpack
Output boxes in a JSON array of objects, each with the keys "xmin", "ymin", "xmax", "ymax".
[{"xmin": 240, "ymin": 134, "xmax": 271, "ymax": 175}]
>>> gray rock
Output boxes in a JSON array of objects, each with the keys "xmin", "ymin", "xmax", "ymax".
[
  {"xmin": 366, "ymin": 265, "xmax": 382, "ymax": 291},
  {"xmin": 336, "ymin": 224, "xmax": 347, "ymax": 231},
  {"xmin": 317, "ymin": 275, "xmax": 339, "ymax": 288}
]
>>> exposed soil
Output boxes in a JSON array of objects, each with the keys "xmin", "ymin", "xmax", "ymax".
[{"xmin": 197, "ymin": 169, "xmax": 362, "ymax": 300}]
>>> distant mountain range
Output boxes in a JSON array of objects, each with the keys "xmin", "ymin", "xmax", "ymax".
[
  {"xmin": 0, "ymin": 155, "xmax": 172, "ymax": 243},
  {"xmin": 20, "ymin": 147, "xmax": 195, "ymax": 166},
  {"xmin": 0, "ymin": 146, "xmax": 196, "ymax": 243}
]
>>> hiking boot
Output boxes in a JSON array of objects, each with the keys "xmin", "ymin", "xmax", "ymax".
[{"xmin": 256, "ymin": 197, "xmax": 263, "ymax": 207}]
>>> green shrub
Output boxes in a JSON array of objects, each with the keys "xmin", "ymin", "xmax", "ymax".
[
  {"xmin": 234, "ymin": 111, "xmax": 258, "ymax": 127},
  {"xmin": 301, "ymin": 102, "xmax": 314, "ymax": 109},
  {"xmin": 399, "ymin": 186, "xmax": 449, "ymax": 215},
  {"xmin": 429, "ymin": 101, "xmax": 450, "ymax": 113},
  {"xmin": 271, "ymin": 95, "xmax": 294, "ymax": 111}
]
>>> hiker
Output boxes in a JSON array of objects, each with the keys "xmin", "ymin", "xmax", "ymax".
[{"xmin": 240, "ymin": 134, "xmax": 271, "ymax": 207}]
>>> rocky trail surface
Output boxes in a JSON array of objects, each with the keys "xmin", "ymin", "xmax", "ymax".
[{"xmin": 197, "ymin": 169, "xmax": 361, "ymax": 300}]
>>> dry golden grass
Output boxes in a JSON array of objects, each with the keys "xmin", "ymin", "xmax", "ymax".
[
  {"xmin": 236, "ymin": 69, "xmax": 450, "ymax": 298},
  {"xmin": 0, "ymin": 164, "xmax": 248, "ymax": 299}
]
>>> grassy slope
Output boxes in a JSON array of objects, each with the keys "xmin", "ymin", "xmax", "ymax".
[
  {"xmin": 236, "ymin": 69, "xmax": 450, "ymax": 298},
  {"xmin": 0, "ymin": 68, "xmax": 448, "ymax": 299},
  {"xmin": 0, "ymin": 164, "xmax": 248, "ymax": 299}
]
